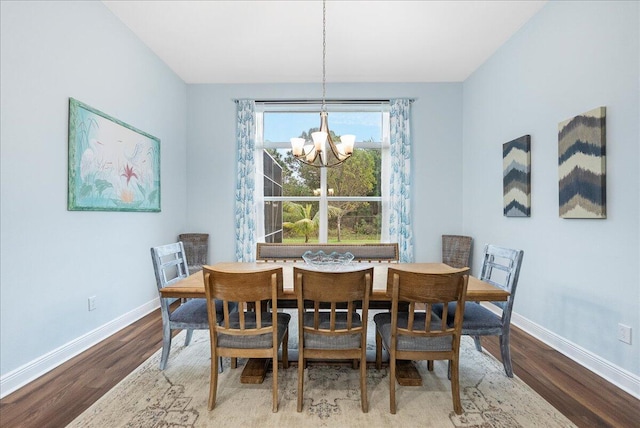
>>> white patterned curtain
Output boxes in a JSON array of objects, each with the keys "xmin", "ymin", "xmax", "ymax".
[
  {"xmin": 234, "ymin": 100, "xmax": 258, "ymax": 262},
  {"xmin": 388, "ymin": 98, "xmax": 414, "ymax": 262}
]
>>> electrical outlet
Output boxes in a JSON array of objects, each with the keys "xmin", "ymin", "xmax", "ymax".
[
  {"xmin": 88, "ymin": 296, "xmax": 97, "ymax": 311},
  {"xmin": 617, "ymin": 323, "xmax": 631, "ymax": 344}
]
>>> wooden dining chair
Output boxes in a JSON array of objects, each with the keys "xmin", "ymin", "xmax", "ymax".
[
  {"xmin": 374, "ymin": 267, "xmax": 469, "ymax": 414},
  {"xmin": 434, "ymin": 244, "xmax": 524, "ymax": 377},
  {"xmin": 151, "ymin": 242, "xmax": 219, "ymax": 370},
  {"xmin": 178, "ymin": 233, "xmax": 209, "ymax": 273},
  {"xmin": 442, "ymin": 234, "xmax": 473, "ymax": 269},
  {"xmin": 294, "ymin": 266, "xmax": 373, "ymax": 413},
  {"xmin": 202, "ymin": 265, "xmax": 290, "ymax": 412}
]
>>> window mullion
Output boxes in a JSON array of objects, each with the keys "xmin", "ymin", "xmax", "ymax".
[{"xmin": 319, "ymin": 167, "xmax": 328, "ymax": 243}]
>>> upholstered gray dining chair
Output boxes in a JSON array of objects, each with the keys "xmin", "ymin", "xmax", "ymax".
[
  {"xmin": 294, "ymin": 266, "xmax": 373, "ymax": 413},
  {"xmin": 374, "ymin": 267, "xmax": 469, "ymax": 414},
  {"xmin": 433, "ymin": 244, "xmax": 524, "ymax": 377},
  {"xmin": 151, "ymin": 242, "xmax": 225, "ymax": 370},
  {"xmin": 203, "ymin": 265, "xmax": 290, "ymax": 412},
  {"xmin": 442, "ymin": 234, "xmax": 473, "ymax": 268}
]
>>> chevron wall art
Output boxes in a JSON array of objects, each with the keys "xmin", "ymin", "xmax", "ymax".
[
  {"xmin": 503, "ymin": 135, "xmax": 531, "ymax": 217},
  {"xmin": 558, "ymin": 107, "xmax": 606, "ymax": 219}
]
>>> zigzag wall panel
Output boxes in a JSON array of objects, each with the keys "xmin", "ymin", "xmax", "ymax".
[
  {"xmin": 558, "ymin": 107, "xmax": 606, "ymax": 219},
  {"xmin": 503, "ymin": 135, "xmax": 531, "ymax": 217}
]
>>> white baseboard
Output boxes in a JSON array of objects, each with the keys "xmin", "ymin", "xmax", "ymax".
[
  {"xmin": 0, "ymin": 298, "xmax": 160, "ymax": 399},
  {"xmin": 481, "ymin": 302, "xmax": 640, "ymax": 399}
]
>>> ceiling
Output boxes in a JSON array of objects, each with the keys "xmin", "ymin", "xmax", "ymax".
[{"xmin": 103, "ymin": 0, "xmax": 547, "ymax": 84}]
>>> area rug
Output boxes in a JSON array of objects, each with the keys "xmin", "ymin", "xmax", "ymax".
[{"xmin": 68, "ymin": 314, "xmax": 575, "ymax": 428}]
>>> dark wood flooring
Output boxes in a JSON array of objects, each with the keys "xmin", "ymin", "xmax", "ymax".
[{"xmin": 1, "ymin": 307, "xmax": 638, "ymax": 427}]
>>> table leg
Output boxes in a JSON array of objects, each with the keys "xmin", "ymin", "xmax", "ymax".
[
  {"xmin": 395, "ymin": 360, "xmax": 423, "ymax": 386},
  {"xmin": 240, "ymin": 358, "xmax": 269, "ymax": 384}
]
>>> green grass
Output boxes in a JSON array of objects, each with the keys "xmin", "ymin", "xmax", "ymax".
[{"xmin": 283, "ymin": 237, "xmax": 380, "ymax": 244}]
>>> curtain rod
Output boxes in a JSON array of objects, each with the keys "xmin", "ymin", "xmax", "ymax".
[{"xmin": 234, "ymin": 98, "xmax": 415, "ymax": 104}]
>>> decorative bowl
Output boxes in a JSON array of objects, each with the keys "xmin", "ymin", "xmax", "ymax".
[{"xmin": 302, "ymin": 250, "xmax": 355, "ymax": 270}]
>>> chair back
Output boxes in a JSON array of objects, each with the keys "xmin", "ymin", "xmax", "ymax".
[
  {"xmin": 294, "ymin": 267, "xmax": 373, "ymax": 345},
  {"xmin": 151, "ymin": 242, "xmax": 190, "ymax": 290},
  {"xmin": 178, "ymin": 233, "xmax": 209, "ymax": 273},
  {"xmin": 479, "ymin": 244, "xmax": 524, "ymax": 322},
  {"xmin": 150, "ymin": 242, "xmax": 191, "ymax": 327},
  {"xmin": 387, "ymin": 267, "xmax": 469, "ymax": 348},
  {"xmin": 203, "ymin": 266, "xmax": 283, "ymax": 345},
  {"xmin": 442, "ymin": 235, "xmax": 473, "ymax": 268},
  {"xmin": 257, "ymin": 242, "xmax": 398, "ymax": 263}
]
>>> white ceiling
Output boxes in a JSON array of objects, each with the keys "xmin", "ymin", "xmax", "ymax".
[{"xmin": 103, "ymin": 0, "xmax": 547, "ymax": 84}]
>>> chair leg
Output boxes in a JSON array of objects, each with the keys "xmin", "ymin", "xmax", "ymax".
[
  {"xmin": 389, "ymin": 352, "xmax": 397, "ymax": 414},
  {"xmin": 375, "ymin": 331, "xmax": 382, "ymax": 370},
  {"xmin": 473, "ymin": 335, "xmax": 483, "ymax": 352},
  {"xmin": 159, "ymin": 326, "xmax": 172, "ymax": 370},
  {"xmin": 427, "ymin": 360, "xmax": 434, "ymax": 371},
  {"xmin": 208, "ymin": 350, "xmax": 219, "ymax": 410},
  {"xmin": 272, "ymin": 354, "xmax": 279, "ymax": 413},
  {"xmin": 450, "ymin": 357, "xmax": 463, "ymax": 414},
  {"xmin": 218, "ymin": 357, "xmax": 223, "ymax": 373},
  {"xmin": 499, "ymin": 332, "xmax": 514, "ymax": 377},
  {"xmin": 282, "ymin": 330, "xmax": 289, "ymax": 369},
  {"xmin": 185, "ymin": 329, "xmax": 194, "ymax": 346},
  {"xmin": 297, "ymin": 345, "xmax": 304, "ymax": 412},
  {"xmin": 360, "ymin": 349, "xmax": 368, "ymax": 413},
  {"xmin": 231, "ymin": 357, "xmax": 238, "ymax": 369}
]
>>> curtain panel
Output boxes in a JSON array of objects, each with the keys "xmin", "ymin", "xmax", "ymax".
[
  {"xmin": 234, "ymin": 100, "xmax": 257, "ymax": 262},
  {"xmin": 389, "ymin": 98, "xmax": 414, "ymax": 263}
]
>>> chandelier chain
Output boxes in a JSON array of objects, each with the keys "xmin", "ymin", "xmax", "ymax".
[
  {"xmin": 289, "ymin": 0, "xmax": 354, "ymax": 168},
  {"xmin": 322, "ymin": 0, "xmax": 326, "ymax": 112}
]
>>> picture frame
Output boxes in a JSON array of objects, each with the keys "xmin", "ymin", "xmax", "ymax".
[
  {"xmin": 68, "ymin": 98, "xmax": 161, "ymax": 212},
  {"xmin": 503, "ymin": 135, "xmax": 531, "ymax": 217},
  {"xmin": 558, "ymin": 106, "xmax": 606, "ymax": 219}
]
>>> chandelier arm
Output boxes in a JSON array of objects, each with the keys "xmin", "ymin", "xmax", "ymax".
[{"xmin": 296, "ymin": 156, "xmax": 349, "ymax": 169}]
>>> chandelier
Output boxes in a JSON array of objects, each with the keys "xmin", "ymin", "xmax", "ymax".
[{"xmin": 290, "ymin": 0, "xmax": 355, "ymax": 168}]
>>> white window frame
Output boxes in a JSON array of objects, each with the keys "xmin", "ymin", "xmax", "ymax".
[{"xmin": 256, "ymin": 101, "xmax": 390, "ymax": 244}]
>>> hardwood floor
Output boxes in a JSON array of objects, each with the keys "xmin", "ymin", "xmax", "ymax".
[
  {"xmin": 1, "ymin": 308, "xmax": 638, "ymax": 427},
  {"xmin": 481, "ymin": 331, "xmax": 640, "ymax": 427}
]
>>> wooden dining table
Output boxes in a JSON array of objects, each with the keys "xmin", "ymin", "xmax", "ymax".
[{"xmin": 160, "ymin": 262, "xmax": 509, "ymax": 385}]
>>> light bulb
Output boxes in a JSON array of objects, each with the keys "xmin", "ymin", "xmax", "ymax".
[
  {"xmin": 290, "ymin": 138, "xmax": 305, "ymax": 156},
  {"xmin": 340, "ymin": 134, "xmax": 356, "ymax": 154}
]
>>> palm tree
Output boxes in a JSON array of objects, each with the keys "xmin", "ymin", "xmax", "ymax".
[{"xmin": 282, "ymin": 202, "xmax": 318, "ymax": 243}]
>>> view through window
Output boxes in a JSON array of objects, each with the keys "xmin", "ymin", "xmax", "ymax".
[{"xmin": 258, "ymin": 102, "xmax": 389, "ymax": 244}]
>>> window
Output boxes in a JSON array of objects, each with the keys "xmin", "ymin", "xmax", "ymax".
[{"xmin": 256, "ymin": 102, "xmax": 390, "ymax": 244}]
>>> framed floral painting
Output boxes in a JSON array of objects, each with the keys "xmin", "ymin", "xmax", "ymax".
[{"xmin": 68, "ymin": 98, "xmax": 160, "ymax": 212}]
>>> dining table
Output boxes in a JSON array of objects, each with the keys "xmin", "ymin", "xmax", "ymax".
[{"xmin": 160, "ymin": 262, "xmax": 510, "ymax": 385}]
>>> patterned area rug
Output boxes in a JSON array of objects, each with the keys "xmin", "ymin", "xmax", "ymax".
[{"xmin": 69, "ymin": 317, "xmax": 574, "ymax": 428}]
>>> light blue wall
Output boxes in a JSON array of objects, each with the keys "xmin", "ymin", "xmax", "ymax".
[
  {"xmin": 0, "ymin": 1, "xmax": 188, "ymax": 375},
  {"xmin": 186, "ymin": 83, "xmax": 463, "ymax": 265},
  {"xmin": 462, "ymin": 1, "xmax": 639, "ymax": 375}
]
